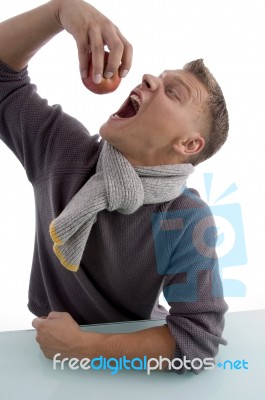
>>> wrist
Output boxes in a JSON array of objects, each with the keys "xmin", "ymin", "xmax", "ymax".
[
  {"xmin": 77, "ymin": 331, "xmax": 106, "ymax": 359},
  {"xmin": 48, "ymin": 0, "xmax": 64, "ymax": 30}
]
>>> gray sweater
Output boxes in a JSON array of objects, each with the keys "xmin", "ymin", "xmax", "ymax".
[{"xmin": 0, "ymin": 63, "xmax": 228, "ymax": 374}]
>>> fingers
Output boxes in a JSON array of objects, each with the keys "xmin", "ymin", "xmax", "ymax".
[
  {"xmin": 89, "ymin": 34, "xmax": 105, "ymax": 83},
  {"xmin": 77, "ymin": 38, "xmax": 92, "ymax": 80},
  {"xmin": 116, "ymin": 31, "xmax": 133, "ymax": 78},
  {"xmin": 77, "ymin": 30, "xmax": 105, "ymax": 83},
  {"xmin": 57, "ymin": 0, "xmax": 133, "ymax": 83},
  {"xmin": 102, "ymin": 25, "xmax": 133, "ymax": 80},
  {"xmin": 76, "ymin": 24, "xmax": 132, "ymax": 84},
  {"xmin": 32, "ymin": 312, "xmax": 71, "ymax": 329}
]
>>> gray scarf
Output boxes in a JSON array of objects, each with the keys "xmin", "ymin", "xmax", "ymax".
[{"xmin": 49, "ymin": 142, "xmax": 194, "ymax": 271}]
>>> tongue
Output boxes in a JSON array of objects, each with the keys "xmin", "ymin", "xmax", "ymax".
[{"xmin": 117, "ymin": 99, "xmax": 136, "ymax": 118}]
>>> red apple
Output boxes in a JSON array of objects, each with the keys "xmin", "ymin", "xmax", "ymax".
[{"xmin": 82, "ymin": 51, "xmax": 121, "ymax": 94}]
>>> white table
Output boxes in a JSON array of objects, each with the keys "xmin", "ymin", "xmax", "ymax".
[{"xmin": 0, "ymin": 310, "xmax": 264, "ymax": 400}]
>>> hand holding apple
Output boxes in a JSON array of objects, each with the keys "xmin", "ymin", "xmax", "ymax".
[
  {"xmin": 82, "ymin": 51, "xmax": 122, "ymax": 94},
  {"xmin": 56, "ymin": 1, "xmax": 132, "ymax": 85}
]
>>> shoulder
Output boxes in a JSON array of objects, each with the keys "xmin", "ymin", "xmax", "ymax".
[
  {"xmin": 152, "ymin": 188, "xmax": 218, "ymax": 276},
  {"xmin": 156, "ymin": 187, "xmax": 213, "ymax": 225},
  {"xmin": 151, "ymin": 187, "xmax": 217, "ymax": 256},
  {"xmin": 172, "ymin": 187, "xmax": 209, "ymax": 210}
]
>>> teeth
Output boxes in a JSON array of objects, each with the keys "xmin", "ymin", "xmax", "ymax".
[{"xmin": 130, "ymin": 94, "xmax": 141, "ymax": 112}]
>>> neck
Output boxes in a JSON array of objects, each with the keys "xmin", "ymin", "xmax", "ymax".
[{"xmin": 120, "ymin": 150, "xmax": 186, "ymax": 167}]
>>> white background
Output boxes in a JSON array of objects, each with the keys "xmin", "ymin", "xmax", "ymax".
[{"xmin": 0, "ymin": 0, "xmax": 264, "ymax": 331}]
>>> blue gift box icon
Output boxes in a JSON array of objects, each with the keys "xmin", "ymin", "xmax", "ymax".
[{"xmin": 152, "ymin": 174, "xmax": 247, "ymax": 301}]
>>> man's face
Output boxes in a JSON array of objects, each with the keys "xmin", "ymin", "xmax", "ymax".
[{"xmin": 100, "ymin": 69, "xmax": 209, "ymax": 165}]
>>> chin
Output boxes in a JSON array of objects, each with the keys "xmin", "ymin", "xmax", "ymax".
[
  {"xmin": 99, "ymin": 122, "xmax": 118, "ymax": 146},
  {"xmin": 99, "ymin": 121, "xmax": 110, "ymax": 138}
]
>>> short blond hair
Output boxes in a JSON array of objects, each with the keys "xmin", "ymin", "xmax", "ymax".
[{"xmin": 183, "ymin": 59, "xmax": 229, "ymax": 165}]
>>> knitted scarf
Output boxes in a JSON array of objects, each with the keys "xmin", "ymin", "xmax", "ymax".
[{"xmin": 49, "ymin": 142, "xmax": 194, "ymax": 271}]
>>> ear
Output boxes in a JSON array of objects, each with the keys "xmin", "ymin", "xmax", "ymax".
[{"xmin": 172, "ymin": 133, "xmax": 205, "ymax": 156}]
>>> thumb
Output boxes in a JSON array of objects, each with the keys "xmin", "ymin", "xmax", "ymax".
[
  {"xmin": 47, "ymin": 311, "xmax": 69, "ymax": 320},
  {"xmin": 32, "ymin": 316, "xmax": 47, "ymax": 329}
]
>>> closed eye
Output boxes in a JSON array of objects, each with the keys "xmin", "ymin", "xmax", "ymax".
[{"xmin": 166, "ymin": 86, "xmax": 180, "ymax": 100}]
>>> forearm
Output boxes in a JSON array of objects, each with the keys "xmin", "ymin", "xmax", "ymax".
[
  {"xmin": 79, "ymin": 326, "xmax": 175, "ymax": 364},
  {"xmin": 0, "ymin": 0, "xmax": 62, "ymax": 70},
  {"xmin": 0, "ymin": 0, "xmax": 132, "ymax": 80}
]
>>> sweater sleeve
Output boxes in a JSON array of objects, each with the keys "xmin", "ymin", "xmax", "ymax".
[
  {"xmin": 154, "ymin": 190, "xmax": 228, "ymax": 374},
  {"xmin": 0, "ymin": 63, "xmax": 100, "ymax": 184}
]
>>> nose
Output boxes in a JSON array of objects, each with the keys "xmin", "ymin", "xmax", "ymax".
[{"xmin": 141, "ymin": 74, "xmax": 161, "ymax": 91}]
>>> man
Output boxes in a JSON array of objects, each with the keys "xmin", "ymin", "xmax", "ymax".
[{"xmin": 0, "ymin": 0, "xmax": 229, "ymax": 374}]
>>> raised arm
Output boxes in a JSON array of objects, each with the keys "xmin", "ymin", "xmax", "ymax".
[
  {"xmin": 0, "ymin": 0, "xmax": 132, "ymax": 183},
  {"xmin": 0, "ymin": 0, "xmax": 132, "ymax": 81}
]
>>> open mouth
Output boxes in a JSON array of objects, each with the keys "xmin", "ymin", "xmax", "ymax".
[{"xmin": 112, "ymin": 92, "xmax": 141, "ymax": 119}]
